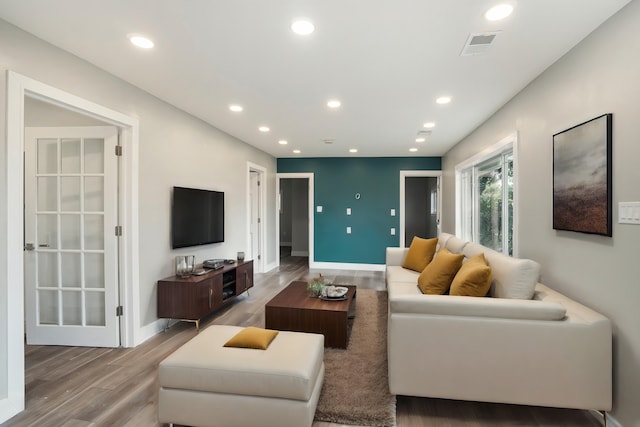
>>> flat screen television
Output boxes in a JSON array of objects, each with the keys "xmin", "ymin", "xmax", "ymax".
[{"xmin": 171, "ymin": 186, "xmax": 224, "ymax": 249}]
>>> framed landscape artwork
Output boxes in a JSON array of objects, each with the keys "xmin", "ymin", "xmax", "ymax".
[{"xmin": 553, "ymin": 113, "xmax": 612, "ymax": 236}]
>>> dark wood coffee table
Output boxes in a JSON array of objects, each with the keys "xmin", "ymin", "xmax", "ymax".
[{"xmin": 265, "ymin": 281, "xmax": 357, "ymax": 348}]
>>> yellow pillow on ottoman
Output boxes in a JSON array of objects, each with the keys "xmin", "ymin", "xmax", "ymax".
[
  {"xmin": 223, "ymin": 327, "xmax": 279, "ymax": 350},
  {"xmin": 402, "ymin": 237, "xmax": 439, "ymax": 272},
  {"xmin": 418, "ymin": 248, "xmax": 464, "ymax": 294},
  {"xmin": 450, "ymin": 254, "xmax": 493, "ymax": 297}
]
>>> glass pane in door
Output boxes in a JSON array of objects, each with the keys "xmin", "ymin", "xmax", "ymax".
[
  {"xmin": 85, "ymin": 291, "xmax": 106, "ymax": 326},
  {"xmin": 61, "ymin": 138, "xmax": 81, "ymax": 173},
  {"xmin": 478, "ymin": 166, "xmax": 503, "ymax": 252},
  {"xmin": 85, "ymin": 253, "xmax": 105, "ymax": 289},
  {"xmin": 37, "ymin": 138, "xmax": 58, "ymax": 174},
  {"xmin": 62, "ymin": 291, "xmax": 82, "ymax": 326},
  {"xmin": 38, "ymin": 290, "xmax": 58, "ymax": 325}
]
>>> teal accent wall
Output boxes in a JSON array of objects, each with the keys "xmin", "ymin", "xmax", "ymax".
[{"xmin": 277, "ymin": 157, "xmax": 441, "ymax": 264}]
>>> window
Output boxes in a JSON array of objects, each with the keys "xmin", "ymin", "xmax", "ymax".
[{"xmin": 456, "ymin": 135, "xmax": 516, "ymax": 256}]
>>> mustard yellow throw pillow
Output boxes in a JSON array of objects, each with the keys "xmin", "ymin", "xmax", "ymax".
[
  {"xmin": 223, "ymin": 327, "xmax": 279, "ymax": 350},
  {"xmin": 402, "ymin": 237, "xmax": 439, "ymax": 273},
  {"xmin": 418, "ymin": 248, "xmax": 464, "ymax": 294},
  {"xmin": 450, "ymin": 254, "xmax": 493, "ymax": 297}
]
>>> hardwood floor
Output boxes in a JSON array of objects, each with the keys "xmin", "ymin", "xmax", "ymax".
[{"xmin": 2, "ymin": 254, "xmax": 601, "ymax": 427}]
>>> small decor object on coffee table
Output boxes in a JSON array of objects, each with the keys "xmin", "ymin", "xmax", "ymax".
[
  {"xmin": 320, "ymin": 285, "xmax": 349, "ymax": 300},
  {"xmin": 307, "ymin": 273, "xmax": 326, "ymax": 297}
]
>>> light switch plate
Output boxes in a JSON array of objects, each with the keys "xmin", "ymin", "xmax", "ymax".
[
  {"xmin": 346, "ymin": 208, "xmax": 351, "ymax": 215},
  {"xmin": 316, "ymin": 206, "xmax": 323, "ymax": 213},
  {"xmin": 346, "ymin": 226, "xmax": 352, "ymax": 234},
  {"xmin": 619, "ymin": 202, "xmax": 640, "ymax": 224},
  {"xmin": 390, "ymin": 209, "xmax": 396, "ymax": 216},
  {"xmin": 391, "ymin": 228, "xmax": 396, "ymax": 235}
]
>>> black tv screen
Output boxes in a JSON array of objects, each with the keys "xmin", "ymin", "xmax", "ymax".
[{"xmin": 171, "ymin": 186, "xmax": 224, "ymax": 248}]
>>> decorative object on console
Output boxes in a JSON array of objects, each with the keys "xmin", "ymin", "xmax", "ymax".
[
  {"xmin": 175, "ymin": 255, "xmax": 195, "ymax": 277},
  {"xmin": 553, "ymin": 113, "xmax": 612, "ymax": 236},
  {"xmin": 237, "ymin": 251, "xmax": 245, "ymax": 261}
]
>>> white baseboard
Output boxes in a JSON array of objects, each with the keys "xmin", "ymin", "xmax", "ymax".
[
  {"xmin": 310, "ymin": 261, "xmax": 386, "ymax": 272},
  {"xmin": 263, "ymin": 261, "xmax": 278, "ymax": 272},
  {"xmin": 291, "ymin": 250, "xmax": 309, "ymax": 257},
  {"xmin": 588, "ymin": 410, "xmax": 621, "ymax": 427},
  {"xmin": 134, "ymin": 318, "xmax": 167, "ymax": 346}
]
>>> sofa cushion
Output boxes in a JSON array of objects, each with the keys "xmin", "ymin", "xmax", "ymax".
[
  {"xmin": 418, "ymin": 248, "xmax": 464, "ymax": 294},
  {"xmin": 443, "ymin": 234, "xmax": 469, "ymax": 254},
  {"xmin": 389, "ymin": 294, "xmax": 567, "ymax": 321},
  {"xmin": 402, "ymin": 237, "xmax": 438, "ymax": 272},
  {"xmin": 450, "ymin": 254, "xmax": 492, "ymax": 297},
  {"xmin": 463, "ymin": 242, "xmax": 540, "ymax": 300},
  {"xmin": 386, "ymin": 265, "xmax": 420, "ymax": 284}
]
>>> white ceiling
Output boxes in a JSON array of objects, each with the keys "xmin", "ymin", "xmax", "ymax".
[{"xmin": 0, "ymin": 0, "xmax": 631, "ymax": 157}]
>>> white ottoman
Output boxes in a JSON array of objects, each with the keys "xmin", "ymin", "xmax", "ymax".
[{"xmin": 158, "ymin": 325, "xmax": 324, "ymax": 427}]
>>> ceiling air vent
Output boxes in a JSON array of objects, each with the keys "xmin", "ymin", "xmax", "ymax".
[{"xmin": 460, "ymin": 31, "xmax": 501, "ymax": 56}]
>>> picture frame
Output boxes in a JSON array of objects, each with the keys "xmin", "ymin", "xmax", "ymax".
[{"xmin": 553, "ymin": 113, "xmax": 612, "ymax": 236}]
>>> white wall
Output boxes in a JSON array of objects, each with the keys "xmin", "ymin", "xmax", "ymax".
[
  {"xmin": 0, "ymin": 68, "xmax": 8, "ymax": 404},
  {"xmin": 0, "ymin": 18, "xmax": 277, "ymax": 331},
  {"xmin": 442, "ymin": 2, "xmax": 640, "ymax": 425}
]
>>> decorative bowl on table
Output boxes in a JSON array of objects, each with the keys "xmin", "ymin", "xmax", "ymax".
[{"xmin": 321, "ymin": 285, "xmax": 348, "ymax": 299}]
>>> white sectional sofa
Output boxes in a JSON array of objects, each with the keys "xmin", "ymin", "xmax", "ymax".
[{"xmin": 386, "ymin": 233, "xmax": 612, "ymax": 412}]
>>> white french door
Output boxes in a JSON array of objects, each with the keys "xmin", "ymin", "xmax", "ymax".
[{"xmin": 24, "ymin": 126, "xmax": 120, "ymax": 347}]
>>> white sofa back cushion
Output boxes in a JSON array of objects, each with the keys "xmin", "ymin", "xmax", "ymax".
[
  {"xmin": 463, "ymin": 242, "xmax": 540, "ymax": 299},
  {"xmin": 389, "ymin": 294, "xmax": 566, "ymax": 321}
]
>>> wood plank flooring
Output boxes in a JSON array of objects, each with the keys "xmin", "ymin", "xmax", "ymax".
[{"xmin": 2, "ymin": 253, "xmax": 601, "ymax": 427}]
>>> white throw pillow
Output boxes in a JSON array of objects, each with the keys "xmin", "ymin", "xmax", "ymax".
[{"xmin": 463, "ymin": 243, "xmax": 540, "ymax": 299}]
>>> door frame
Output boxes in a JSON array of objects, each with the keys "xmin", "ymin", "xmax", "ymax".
[
  {"xmin": 246, "ymin": 162, "xmax": 267, "ymax": 273},
  {"xmin": 275, "ymin": 173, "xmax": 314, "ymax": 267},
  {"xmin": 399, "ymin": 170, "xmax": 442, "ymax": 248},
  {"xmin": 1, "ymin": 70, "xmax": 140, "ymax": 422}
]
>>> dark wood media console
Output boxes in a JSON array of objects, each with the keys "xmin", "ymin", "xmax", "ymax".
[{"xmin": 157, "ymin": 260, "xmax": 253, "ymax": 330}]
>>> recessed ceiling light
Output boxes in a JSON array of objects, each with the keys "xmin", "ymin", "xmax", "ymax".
[
  {"xmin": 349, "ymin": 148, "xmax": 358, "ymax": 153},
  {"xmin": 485, "ymin": 4, "xmax": 513, "ymax": 21},
  {"xmin": 293, "ymin": 149, "xmax": 302, "ymax": 154},
  {"xmin": 259, "ymin": 126, "xmax": 270, "ymax": 132},
  {"xmin": 129, "ymin": 34, "xmax": 154, "ymax": 49},
  {"xmin": 409, "ymin": 148, "xmax": 418, "ymax": 152},
  {"xmin": 416, "ymin": 137, "xmax": 426, "ymax": 143},
  {"xmin": 327, "ymin": 100, "xmax": 341, "ymax": 108},
  {"xmin": 291, "ymin": 19, "xmax": 315, "ymax": 35},
  {"xmin": 229, "ymin": 105, "xmax": 243, "ymax": 112},
  {"xmin": 423, "ymin": 122, "xmax": 436, "ymax": 129},
  {"xmin": 278, "ymin": 140, "xmax": 288, "ymax": 145},
  {"xmin": 436, "ymin": 96, "xmax": 452, "ymax": 105}
]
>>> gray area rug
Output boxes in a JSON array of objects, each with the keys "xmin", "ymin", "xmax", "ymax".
[{"xmin": 314, "ymin": 289, "xmax": 396, "ymax": 427}]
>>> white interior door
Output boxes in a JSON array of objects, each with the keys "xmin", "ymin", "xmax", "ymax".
[
  {"xmin": 24, "ymin": 126, "xmax": 120, "ymax": 347},
  {"xmin": 249, "ymin": 171, "xmax": 261, "ymax": 265}
]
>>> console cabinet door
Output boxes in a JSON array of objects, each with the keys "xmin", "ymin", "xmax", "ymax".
[{"xmin": 235, "ymin": 261, "xmax": 254, "ymax": 295}]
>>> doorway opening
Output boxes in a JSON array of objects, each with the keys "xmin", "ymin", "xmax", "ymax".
[
  {"xmin": 399, "ymin": 171, "xmax": 442, "ymax": 247},
  {"xmin": 2, "ymin": 71, "xmax": 140, "ymax": 423},
  {"xmin": 276, "ymin": 173, "xmax": 314, "ymax": 267}
]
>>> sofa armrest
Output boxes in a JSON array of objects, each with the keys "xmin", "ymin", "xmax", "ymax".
[
  {"xmin": 389, "ymin": 294, "xmax": 567, "ymax": 321},
  {"xmin": 386, "ymin": 247, "xmax": 408, "ymax": 266}
]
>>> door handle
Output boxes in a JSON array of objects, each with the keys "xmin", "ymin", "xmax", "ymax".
[{"xmin": 24, "ymin": 243, "xmax": 35, "ymax": 251}]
